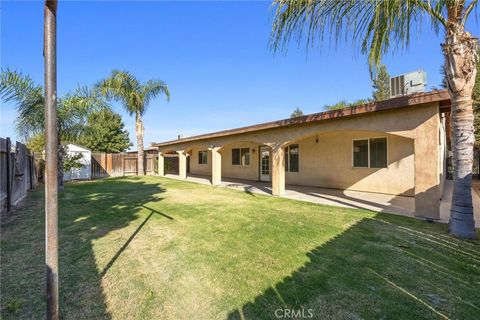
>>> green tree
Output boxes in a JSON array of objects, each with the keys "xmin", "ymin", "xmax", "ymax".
[
  {"xmin": 271, "ymin": 0, "xmax": 478, "ymax": 239},
  {"xmin": 372, "ymin": 64, "xmax": 391, "ymax": 101},
  {"xmin": 0, "ymin": 68, "xmax": 108, "ymax": 187},
  {"xmin": 63, "ymin": 148, "xmax": 84, "ymax": 172},
  {"xmin": 290, "ymin": 107, "xmax": 304, "ymax": 118},
  {"xmin": 97, "ymin": 70, "xmax": 170, "ymax": 175},
  {"xmin": 80, "ymin": 109, "xmax": 131, "ymax": 153},
  {"xmin": 325, "ymin": 98, "xmax": 371, "ymax": 110},
  {"xmin": 26, "ymin": 133, "xmax": 45, "ymax": 153},
  {"xmin": 325, "ymin": 100, "xmax": 350, "ymax": 110}
]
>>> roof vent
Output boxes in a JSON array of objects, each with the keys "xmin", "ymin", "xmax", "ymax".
[{"xmin": 390, "ymin": 70, "xmax": 427, "ymax": 97}]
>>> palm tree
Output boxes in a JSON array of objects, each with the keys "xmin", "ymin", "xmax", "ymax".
[
  {"xmin": 271, "ymin": 0, "xmax": 478, "ymax": 239},
  {"xmin": 0, "ymin": 69, "xmax": 108, "ymax": 187},
  {"xmin": 97, "ymin": 70, "xmax": 170, "ymax": 175}
]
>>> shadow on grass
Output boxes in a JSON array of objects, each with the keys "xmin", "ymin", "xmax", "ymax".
[
  {"xmin": 227, "ymin": 214, "xmax": 480, "ymax": 320},
  {"xmin": 1, "ymin": 177, "xmax": 166, "ymax": 319}
]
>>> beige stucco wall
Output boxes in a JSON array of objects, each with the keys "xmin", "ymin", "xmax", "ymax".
[
  {"xmin": 189, "ymin": 143, "xmax": 260, "ymax": 181},
  {"xmin": 220, "ymin": 142, "xmax": 259, "ymax": 181},
  {"xmin": 189, "ymin": 133, "xmax": 414, "ymax": 196},
  {"xmin": 285, "ymin": 131, "xmax": 415, "ymax": 196},
  {"xmin": 189, "ymin": 147, "xmax": 211, "ymax": 175}
]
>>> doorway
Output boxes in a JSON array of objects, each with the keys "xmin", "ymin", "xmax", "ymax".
[{"xmin": 259, "ymin": 146, "xmax": 270, "ymax": 182}]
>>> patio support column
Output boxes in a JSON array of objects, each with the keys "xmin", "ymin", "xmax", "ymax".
[
  {"xmin": 271, "ymin": 144, "xmax": 285, "ymax": 196},
  {"xmin": 178, "ymin": 150, "xmax": 187, "ymax": 180},
  {"xmin": 414, "ymin": 112, "xmax": 440, "ymax": 220},
  {"xmin": 158, "ymin": 152, "xmax": 164, "ymax": 176},
  {"xmin": 209, "ymin": 146, "xmax": 222, "ymax": 186}
]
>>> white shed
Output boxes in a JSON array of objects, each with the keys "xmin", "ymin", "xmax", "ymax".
[{"xmin": 63, "ymin": 144, "xmax": 91, "ymax": 181}]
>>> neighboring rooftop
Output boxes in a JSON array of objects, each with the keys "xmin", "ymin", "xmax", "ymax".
[{"xmin": 155, "ymin": 90, "xmax": 450, "ymax": 147}]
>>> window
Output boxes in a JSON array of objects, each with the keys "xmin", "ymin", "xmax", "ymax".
[
  {"xmin": 353, "ymin": 140, "xmax": 369, "ymax": 167},
  {"xmin": 232, "ymin": 148, "xmax": 250, "ymax": 165},
  {"xmin": 353, "ymin": 138, "xmax": 387, "ymax": 168},
  {"xmin": 232, "ymin": 149, "xmax": 240, "ymax": 165},
  {"xmin": 285, "ymin": 144, "xmax": 299, "ymax": 172},
  {"xmin": 369, "ymin": 138, "xmax": 387, "ymax": 168},
  {"xmin": 198, "ymin": 150, "xmax": 208, "ymax": 165},
  {"xmin": 241, "ymin": 148, "xmax": 250, "ymax": 165}
]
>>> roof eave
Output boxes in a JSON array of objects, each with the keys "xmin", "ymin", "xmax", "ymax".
[{"xmin": 155, "ymin": 90, "xmax": 450, "ymax": 148}]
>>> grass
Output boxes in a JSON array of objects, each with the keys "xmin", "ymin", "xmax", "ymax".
[{"xmin": 1, "ymin": 176, "xmax": 479, "ymax": 319}]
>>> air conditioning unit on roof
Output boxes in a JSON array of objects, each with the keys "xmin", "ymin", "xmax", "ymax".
[{"xmin": 390, "ymin": 70, "xmax": 427, "ymax": 97}]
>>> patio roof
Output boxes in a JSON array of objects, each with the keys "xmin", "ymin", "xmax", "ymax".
[{"xmin": 154, "ymin": 90, "xmax": 450, "ymax": 147}]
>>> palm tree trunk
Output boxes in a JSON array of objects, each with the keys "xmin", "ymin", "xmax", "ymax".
[
  {"xmin": 136, "ymin": 111, "xmax": 145, "ymax": 176},
  {"xmin": 443, "ymin": 19, "xmax": 478, "ymax": 239}
]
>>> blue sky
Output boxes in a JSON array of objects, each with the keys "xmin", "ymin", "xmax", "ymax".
[{"xmin": 1, "ymin": 1, "xmax": 476, "ymax": 148}]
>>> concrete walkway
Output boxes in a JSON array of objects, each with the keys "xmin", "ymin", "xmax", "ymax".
[{"xmin": 164, "ymin": 174, "xmax": 480, "ymax": 227}]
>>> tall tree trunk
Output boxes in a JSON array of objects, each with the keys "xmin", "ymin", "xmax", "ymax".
[
  {"xmin": 136, "ymin": 111, "xmax": 145, "ymax": 176},
  {"xmin": 443, "ymin": 14, "xmax": 478, "ymax": 239}
]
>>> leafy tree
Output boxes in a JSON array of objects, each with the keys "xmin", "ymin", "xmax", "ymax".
[
  {"xmin": 0, "ymin": 68, "xmax": 108, "ymax": 187},
  {"xmin": 372, "ymin": 64, "xmax": 390, "ymax": 101},
  {"xmin": 270, "ymin": 0, "xmax": 479, "ymax": 238},
  {"xmin": 63, "ymin": 148, "xmax": 84, "ymax": 172},
  {"xmin": 325, "ymin": 98, "xmax": 371, "ymax": 110},
  {"xmin": 325, "ymin": 100, "xmax": 350, "ymax": 110},
  {"xmin": 26, "ymin": 133, "xmax": 45, "ymax": 153},
  {"xmin": 97, "ymin": 70, "xmax": 170, "ymax": 175},
  {"xmin": 290, "ymin": 107, "xmax": 304, "ymax": 118},
  {"xmin": 80, "ymin": 109, "xmax": 131, "ymax": 153}
]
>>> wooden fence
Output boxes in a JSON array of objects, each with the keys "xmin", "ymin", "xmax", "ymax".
[
  {"xmin": 91, "ymin": 152, "xmax": 157, "ymax": 178},
  {"xmin": 1, "ymin": 137, "xmax": 37, "ymax": 214}
]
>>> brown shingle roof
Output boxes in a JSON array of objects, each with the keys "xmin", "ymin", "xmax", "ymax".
[{"xmin": 154, "ymin": 90, "xmax": 450, "ymax": 147}]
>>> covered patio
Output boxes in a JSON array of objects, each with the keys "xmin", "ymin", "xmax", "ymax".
[{"xmin": 156, "ymin": 91, "xmax": 456, "ymax": 222}]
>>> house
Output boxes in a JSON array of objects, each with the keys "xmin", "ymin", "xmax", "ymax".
[
  {"xmin": 154, "ymin": 90, "xmax": 451, "ymax": 220},
  {"xmin": 63, "ymin": 144, "xmax": 91, "ymax": 181}
]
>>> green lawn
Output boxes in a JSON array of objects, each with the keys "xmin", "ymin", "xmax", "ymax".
[{"xmin": 1, "ymin": 176, "xmax": 479, "ymax": 319}]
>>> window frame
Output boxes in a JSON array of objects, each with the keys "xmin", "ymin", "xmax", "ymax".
[
  {"xmin": 285, "ymin": 144, "xmax": 300, "ymax": 173},
  {"xmin": 198, "ymin": 150, "xmax": 208, "ymax": 165},
  {"xmin": 369, "ymin": 137, "xmax": 388, "ymax": 168},
  {"xmin": 232, "ymin": 147, "xmax": 250, "ymax": 166},
  {"xmin": 352, "ymin": 138, "xmax": 369, "ymax": 168},
  {"xmin": 352, "ymin": 137, "xmax": 388, "ymax": 169},
  {"xmin": 240, "ymin": 148, "xmax": 250, "ymax": 166}
]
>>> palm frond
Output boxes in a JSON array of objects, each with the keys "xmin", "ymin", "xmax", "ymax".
[
  {"xmin": 96, "ymin": 70, "xmax": 141, "ymax": 115},
  {"xmin": 97, "ymin": 70, "xmax": 170, "ymax": 116},
  {"xmin": 463, "ymin": 0, "xmax": 479, "ymax": 25},
  {"xmin": 0, "ymin": 69, "xmax": 45, "ymax": 139},
  {"xmin": 270, "ymin": 0, "xmax": 451, "ymax": 74},
  {"xmin": 139, "ymin": 80, "xmax": 170, "ymax": 115},
  {"xmin": 58, "ymin": 86, "xmax": 110, "ymax": 141}
]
